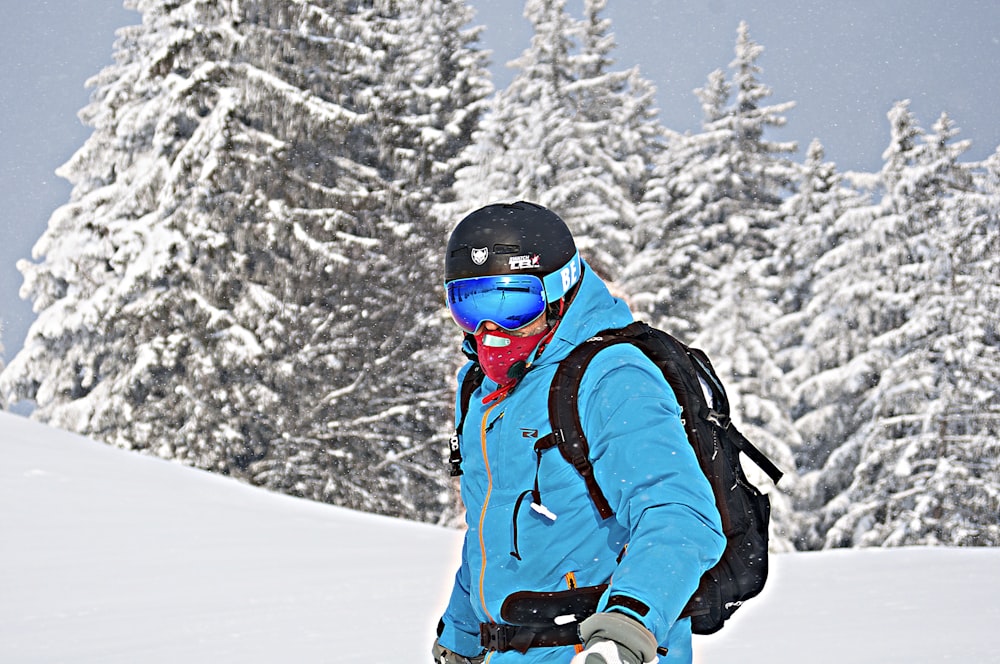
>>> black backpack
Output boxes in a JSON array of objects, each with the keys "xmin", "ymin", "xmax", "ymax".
[{"xmin": 449, "ymin": 321, "xmax": 784, "ymax": 635}]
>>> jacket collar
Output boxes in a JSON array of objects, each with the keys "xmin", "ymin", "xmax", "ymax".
[{"xmin": 529, "ymin": 260, "xmax": 634, "ymax": 368}]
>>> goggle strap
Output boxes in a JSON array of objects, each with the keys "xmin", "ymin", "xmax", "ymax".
[{"xmin": 541, "ymin": 252, "xmax": 582, "ymax": 303}]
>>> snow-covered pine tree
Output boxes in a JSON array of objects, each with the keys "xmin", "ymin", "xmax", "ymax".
[
  {"xmin": 789, "ymin": 203, "xmax": 896, "ymax": 542},
  {"xmin": 446, "ymin": 0, "xmax": 663, "ymax": 281},
  {"xmin": 625, "ymin": 21, "xmax": 798, "ymax": 337},
  {"xmin": 624, "ymin": 71, "xmax": 731, "ymax": 339},
  {"xmin": 768, "ymin": 140, "xmax": 873, "ymax": 488},
  {"xmin": 248, "ymin": 0, "xmax": 492, "ymax": 522},
  {"xmin": 544, "ymin": 0, "xmax": 662, "ymax": 280},
  {"xmin": 448, "ymin": 0, "xmax": 578, "ymax": 207},
  {"xmin": 691, "ymin": 273, "xmax": 799, "ymax": 551},
  {"xmin": 0, "ymin": 0, "xmax": 490, "ymax": 523},
  {"xmin": 813, "ymin": 107, "xmax": 1000, "ymax": 547},
  {"xmin": 2, "ymin": 0, "xmax": 302, "ymax": 469},
  {"xmin": 624, "ymin": 22, "xmax": 801, "ymax": 548},
  {"xmin": 772, "ymin": 139, "xmax": 872, "ymax": 322},
  {"xmin": 792, "ymin": 104, "xmax": 934, "ymax": 545}
]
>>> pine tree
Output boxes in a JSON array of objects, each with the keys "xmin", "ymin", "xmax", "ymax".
[
  {"xmin": 446, "ymin": 0, "xmax": 663, "ymax": 281},
  {"xmin": 0, "ymin": 0, "xmax": 490, "ymax": 523},
  {"xmin": 625, "ymin": 72, "xmax": 731, "ymax": 338},
  {"xmin": 809, "ymin": 103, "xmax": 1000, "ymax": 547},
  {"xmin": 625, "ymin": 22, "xmax": 798, "ymax": 337},
  {"xmin": 545, "ymin": 0, "xmax": 662, "ymax": 280},
  {"xmin": 249, "ymin": 0, "xmax": 492, "ymax": 522},
  {"xmin": 692, "ymin": 275, "xmax": 799, "ymax": 551},
  {"xmin": 624, "ymin": 22, "xmax": 801, "ymax": 547},
  {"xmin": 4, "ymin": 0, "xmax": 302, "ymax": 469},
  {"xmin": 793, "ymin": 103, "xmax": 930, "ymax": 544},
  {"xmin": 772, "ymin": 139, "xmax": 871, "ymax": 319},
  {"xmin": 770, "ymin": 140, "xmax": 873, "ymax": 484},
  {"xmin": 448, "ymin": 0, "xmax": 577, "ymax": 205}
]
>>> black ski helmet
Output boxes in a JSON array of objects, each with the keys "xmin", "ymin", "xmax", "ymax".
[{"xmin": 444, "ymin": 202, "xmax": 579, "ymax": 295}]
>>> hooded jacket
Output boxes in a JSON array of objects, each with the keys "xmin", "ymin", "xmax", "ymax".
[{"xmin": 438, "ymin": 262, "xmax": 725, "ymax": 663}]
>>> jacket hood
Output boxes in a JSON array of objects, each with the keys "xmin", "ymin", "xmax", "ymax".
[{"xmin": 534, "ymin": 260, "xmax": 634, "ymax": 367}]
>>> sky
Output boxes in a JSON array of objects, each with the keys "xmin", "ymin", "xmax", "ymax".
[
  {"xmin": 3, "ymin": 409, "xmax": 998, "ymax": 662},
  {"xmin": 2, "ymin": 0, "xmax": 999, "ymax": 364}
]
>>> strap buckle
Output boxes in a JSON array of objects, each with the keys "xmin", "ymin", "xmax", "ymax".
[{"xmin": 479, "ymin": 622, "xmax": 519, "ymax": 652}]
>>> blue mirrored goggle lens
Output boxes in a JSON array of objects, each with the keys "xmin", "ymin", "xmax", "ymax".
[{"xmin": 445, "ymin": 275, "xmax": 547, "ymax": 333}]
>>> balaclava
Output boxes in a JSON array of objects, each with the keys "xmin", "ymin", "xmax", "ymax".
[{"xmin": 473, "ymin": 326, "xmax": 549, "ymax": 386}]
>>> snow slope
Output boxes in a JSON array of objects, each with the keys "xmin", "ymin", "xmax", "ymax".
[{"xmin": 2, "ymin": 411, "xmax": 997, "ymax": 663}]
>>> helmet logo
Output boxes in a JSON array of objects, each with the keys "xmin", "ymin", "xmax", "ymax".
[
  {"xmin": 508, "ymin": 254, "xmax": 540, "ymax": 270},
  {"xmin": 471, "ymin": 247, "xmax": 489, "ymax": 265}
]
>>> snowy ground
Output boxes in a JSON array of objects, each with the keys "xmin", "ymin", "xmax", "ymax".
[{"xmin": 2, "ymin": 411, "xmax": 997, "ymax": 663}]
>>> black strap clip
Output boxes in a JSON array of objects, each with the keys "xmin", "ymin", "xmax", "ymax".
[
  {"xmin": 448, "ymin": 433, "xmax": 463, "ymax": 477},
  {"xmin": 479, "ymin": 623, "xmax": 521, "ymax": 653}
]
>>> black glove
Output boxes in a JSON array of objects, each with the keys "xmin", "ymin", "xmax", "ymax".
[
  {"xmin": 431, "ymin": 638, "xmax": 485, "ymax": 664},
  {"xmin": 570, "ymin": 612, "xmax": 659, "ymax": 664}
]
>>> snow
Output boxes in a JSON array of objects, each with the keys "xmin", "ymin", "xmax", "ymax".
[{"xmin": 2, "ymin": 410, "xmax": 997, "ymax": 663}]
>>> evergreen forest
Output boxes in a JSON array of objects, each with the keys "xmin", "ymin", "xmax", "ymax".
[{"xmin": 2, "ymin": 0, "xmax": 997, "ymax": 549}]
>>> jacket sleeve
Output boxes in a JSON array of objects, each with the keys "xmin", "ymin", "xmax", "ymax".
[
  {"xmin": 578, "ymin": 344, "xmax": 726, "ymax": 643},
  {"xmin": 437, "ymin": 534, "xmax": 484, "ymax": 657},
  {"xmin": 438, "ymin": 363, "xmax": 485, "ymax": 657}
]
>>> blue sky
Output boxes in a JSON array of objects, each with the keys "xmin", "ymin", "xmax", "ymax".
[{"xmin": 2, "ymin": 0, "xmax": 998, "ymax": 362}]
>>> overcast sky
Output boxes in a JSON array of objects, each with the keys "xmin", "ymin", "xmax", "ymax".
[{"xmin": 2, "ymin": 0, "xmax": 998, "ymax": 362}]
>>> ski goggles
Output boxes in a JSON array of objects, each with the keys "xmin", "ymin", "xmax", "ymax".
[{"xmin": 445, "ymin": 252, "xmax": 581, "ymax": 333}]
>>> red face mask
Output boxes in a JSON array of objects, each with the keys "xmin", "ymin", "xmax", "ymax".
[{"xmin": 474, "ymin": 327, "xmax": 550, "ymax": 386}]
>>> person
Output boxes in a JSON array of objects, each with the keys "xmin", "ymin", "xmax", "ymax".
[{"xmin": 433, "ymin": 202, "xmax": 725, "ymax": 664}]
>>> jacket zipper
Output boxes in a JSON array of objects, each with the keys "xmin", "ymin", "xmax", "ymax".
[{"xmin": 477, "ymin": 400, "xmax": 504, "ymax": 624}]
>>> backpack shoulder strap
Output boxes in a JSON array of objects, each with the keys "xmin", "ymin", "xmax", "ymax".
[
  {"xmin": 679, "ymin": 343, "xmax": 784, "ymax": 485},
  {"xmin": 548, "ymin": 321, "xmax": 784, "ymax": 517},
  {"xmin": 549, "ymin": 326, "xmax": 646, "ymax": 520},
  {"xmin": 450, "ymin": 363, "xmax": 484, "ymax": 477}
]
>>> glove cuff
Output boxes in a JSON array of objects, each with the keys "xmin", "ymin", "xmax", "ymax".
[{"xmin": 578, "ymin": 611, "xmax": 659, "ymax": 664}]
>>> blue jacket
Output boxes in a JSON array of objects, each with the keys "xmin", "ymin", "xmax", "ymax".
[{"xmin": 439, "ymin": 262, "xmax": 725, "ymax": 663}]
